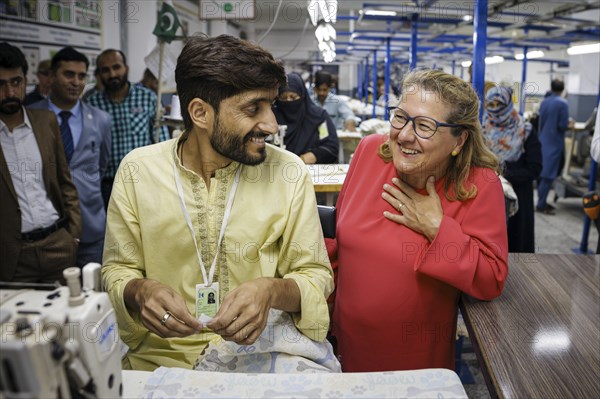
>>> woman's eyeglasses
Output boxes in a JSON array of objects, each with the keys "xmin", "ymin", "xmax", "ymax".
[{"xmin": 387, "ymin": 107, "xmax": 463, "ymax": 139}]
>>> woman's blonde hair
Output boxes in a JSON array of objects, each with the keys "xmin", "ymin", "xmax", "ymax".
[{"xmin": 378, "ymin": 69, "xmax": 500, "ymax": 201}]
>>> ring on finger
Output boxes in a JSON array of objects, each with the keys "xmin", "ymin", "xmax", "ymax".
[
  {"xmin": 160, "ymin": 311, "xmax": 173, "ymax": 325},
  {"xmin": 398, "ymin": 201, "xmax": 405, "ymax": 211}
]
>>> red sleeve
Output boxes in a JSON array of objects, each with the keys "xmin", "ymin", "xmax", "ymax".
[
  {"xmin": 324, "ymin": 135, "xmax": 378, "ymax": 304},
  {"xmin": 413, "ymin": 169, "xmax": 509, "ymax": 300}
]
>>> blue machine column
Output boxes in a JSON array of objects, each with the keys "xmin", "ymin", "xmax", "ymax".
[
  {"xmin": 372, "ymin": 49, "xmax": 378, "ymax": 119},
  {"xmin": 357, "ymin": 62, "xmax": 363, "ymax": 101},
  {"xmin": 473, "ymin": 0, "xmax": 488, "ymax": 120},
  {"xmin": 410, "ymin": 14, "xmax": 418, "ymax": 70},
  {"xmin": 384, "ymin": 37, "xmax": 391, "ymax": 111},
  {"xmin": 520, "ymin": 46, "xmax": 529, "ymax": 115},
  {"xmin": 364, "ymin": 55, "xmax": 370, "ymax": 105}
]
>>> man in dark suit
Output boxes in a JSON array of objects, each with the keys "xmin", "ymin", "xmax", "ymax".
[
  {"xmin": 29, "ymin": 47, "xmax": 111, "ymax": 267},
  {"xmin": 23, "ymin": 59, "xmax": 51, "ymax": 106},
  {"xmin": 0, "ymin": 42, "xmax": 81, "ymax": 283}
]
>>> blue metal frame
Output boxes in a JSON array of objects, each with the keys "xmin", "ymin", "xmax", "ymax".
[
  {"xmin": 372, "ymin": 50, "xmax": 378, "ymax": 119},
  {"xmin": 364, "ymin": 55, "xmax": 370, "ymax": 105},
  {"xmin": 472, "ymin": 0, "xmax": 488, "ymax": 120},
  {"xmin": 357, "ymin": 62, "xmax": 363, "ymax": 101},
  {"xmin": 520, "ymin": 45, "xmax": 528, "ymax": 115},
  {"xmin": 384, "ymin": 37, "xmax": 391, "ymax": 111},
  {"xmin": 410, "ymin": 14, "xmax": 418, "ymax": 70}
]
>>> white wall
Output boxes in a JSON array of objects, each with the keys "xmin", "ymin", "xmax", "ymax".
[
  {"xmin": 126, "ymin": 1, "xmax": 161, "ymax": 83},
  {"xmin": 567, "ymin": 52, "xmax": 600, "ymax": 96},
  {"xmin": 99, "ymin": 0, "xmax": 159, "ymax": 82},
  {"xmin": 101, "ymin": 2, "xmax": 121, "ymax": 50},
  {"xmin": 338, "ymin": 62, "xmax": 357, "ymax": 93},
  {"xmin": 484, "ymin": 59, "xmax": 555, "ymax": 105},
  {"xmin": 253, "ymin": 30, "xmax": 318, "ymax": 61}
]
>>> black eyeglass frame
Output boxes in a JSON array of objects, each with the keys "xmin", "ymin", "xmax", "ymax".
[{"xmin": 387, "ymin": 106, "xmax": 464, "ymax": 139}]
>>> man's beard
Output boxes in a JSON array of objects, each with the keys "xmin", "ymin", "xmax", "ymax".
[
  {"xmin": 0, "ymin": 97, "xmax": 22, "ymax": 115},
  {"xmin": 210, "ymin": 118, "xmax": 268, "ymax": 166},
  {"xmin": 103, "ymin": 74, "xmax": 127, "ymax": 93}
]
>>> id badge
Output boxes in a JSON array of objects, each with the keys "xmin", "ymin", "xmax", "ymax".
[{"xmin": 196, "ymin": 282, "xmax": 219, "ymax": 318}]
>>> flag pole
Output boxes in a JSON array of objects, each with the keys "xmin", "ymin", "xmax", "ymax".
[{"xmin": 155, "ymin": 38, "xmax": 164, "ymax": 144}]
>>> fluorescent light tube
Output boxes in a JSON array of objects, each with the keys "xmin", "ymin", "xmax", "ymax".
[
  {"xmin": 567, "ymin": 43, "xmax": 600, "ymax": 55},
  {"xmin": 363, "ymin": 10, "xmax": 397, "ymax": 17},
  {"xmin": 485, "ymin": 55, "xmax": 504, "ymax": 64},
  {"xmin": 515, "ymin": 50, "xmax": 544, "ymax": 60}
]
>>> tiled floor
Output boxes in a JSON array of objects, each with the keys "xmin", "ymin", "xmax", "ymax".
[{"xmin": 460, "ymin": 187, "xmax": 597, "ymax": 398}]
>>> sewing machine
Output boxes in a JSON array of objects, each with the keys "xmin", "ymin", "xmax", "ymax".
[
  {"xmin": 0, "ymin": 265, "xmax": 122, "ymax": 398},
  {"xmin": 271, "ymin": 124, "xmax": 287, "ymax": 149}
]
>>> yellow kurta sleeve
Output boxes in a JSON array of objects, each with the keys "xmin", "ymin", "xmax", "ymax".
[
  {"xmin": 101, "ymin": 160, "xmax": 148, "ymax": 350},
  {"xmin": 278, "ymin": 166, "xmax": 334, "ymax": 341}
]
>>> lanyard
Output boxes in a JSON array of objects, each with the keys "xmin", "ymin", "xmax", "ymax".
[{"xmin": 173, "ymin": 158, "xmax": 241, "ymax": 286}]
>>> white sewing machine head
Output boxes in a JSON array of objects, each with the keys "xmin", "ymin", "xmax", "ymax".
[
  {"xmin": 0, "ymin": 265, "xmax": 122, "ymax": 398},
  {"xmin": 268, "ymin": 124, "xmax": 287, "ymax": 149}
]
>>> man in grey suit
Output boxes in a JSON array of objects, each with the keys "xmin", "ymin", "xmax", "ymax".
[{"xmin": 30, "ymin": 47, "xmax": 111, "ymax": 267}]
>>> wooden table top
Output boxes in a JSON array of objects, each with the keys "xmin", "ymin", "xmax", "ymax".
[
  {"xmin": 336, "ymin": 131, "xmax": 363, "ymax": 140},
  {"xmin": 307, "ymin": 164, "xmax": 349, "ymax": 193},
  {"xmin": 460, "ymin": 254, "xmax": 600, "ymax": 399}
]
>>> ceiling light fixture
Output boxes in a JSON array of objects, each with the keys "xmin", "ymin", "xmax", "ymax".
[
  {"xmin": 515, "ymin": 50, "xmax": 545, "ymax": 60},
  {"xmin": 315, "ymin": 21, "xmax": 336, "ymax": 63},
  {"xmin": 308, "ymin": 0, "xmax": 338, "ymax": 26},
  {"xmin": 566, "ymin": 42, "xmax": 600, "ymax": 55},
  {"xmin": 485, "ymin": 55, "xmax": 505, "ymax": 64},
  {"xmin": 363, "ymin": 10, "xmax": 398, "ymax": 17}
]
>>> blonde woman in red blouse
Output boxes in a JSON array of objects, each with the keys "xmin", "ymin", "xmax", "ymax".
[{"xmin": 328, "ymin": 69, "xmax": 508, "ymax": 372}]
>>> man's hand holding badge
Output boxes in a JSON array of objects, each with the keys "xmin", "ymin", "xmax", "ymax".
[
  {"xmin": 206, "ymin": 278, "xmax": 274, "ymax": 346},
  {"xmin": 124, "ymin": 279, "xmax": 203, "ymax": 339},
  {"xmin": 206, "ymin": 277, "xmax": 301, "ymax": 346}
]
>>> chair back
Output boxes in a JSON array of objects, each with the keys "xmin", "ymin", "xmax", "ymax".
[{"xmin": 318, "ymin": 205, "xmax": 336, "ymax": 239}]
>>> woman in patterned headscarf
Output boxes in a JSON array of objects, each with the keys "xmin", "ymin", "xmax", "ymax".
[{"xmin": 483, "ymin": 86, "xmax": 542, "ymax": 252}]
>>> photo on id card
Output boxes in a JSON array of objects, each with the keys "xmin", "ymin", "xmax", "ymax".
[{"xmin": 196, "ymin": 283, "xmax": 219, "ymax": 318}]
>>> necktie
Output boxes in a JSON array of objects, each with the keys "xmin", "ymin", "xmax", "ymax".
[{"xmin": 59, "ymin": 111, "xmax": 74, "ymax": 163}]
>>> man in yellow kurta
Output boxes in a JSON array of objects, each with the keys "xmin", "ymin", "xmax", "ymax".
[{"xmin": 101, "ymin": 35, "xmax": 333, "ymax": 371}]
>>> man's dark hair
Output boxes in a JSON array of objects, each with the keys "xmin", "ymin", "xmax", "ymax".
[
  {"xmin": 51, "ymin": 46, "xmax": 89, "ymax": 72},
  {"xmin": 0, "ymin": 42, "xmax": 28, "ymax": 75},
  {"xmin": 315, "ymin": 70, "xmax": 333, "ymax": 87},
  {"xmin": 96, "ymin": 49, "xmax": 127, "ymax": 67},
  {"xmin": 175, "ymin": 34, "xmax": 286, "ymax": 131},
  {"xmin": 551, "ymin": 79, "xmax": 564, "ymax": 93}
]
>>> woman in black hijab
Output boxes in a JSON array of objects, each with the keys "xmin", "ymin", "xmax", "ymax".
[{"xmin": 273, "ymin": 72, "xmax": 339, "ymax": 164}]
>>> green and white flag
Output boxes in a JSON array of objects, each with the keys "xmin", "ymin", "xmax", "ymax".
[{"xmin": 153, "ymin": 1, "xmax": 182, "ymax": 43}]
